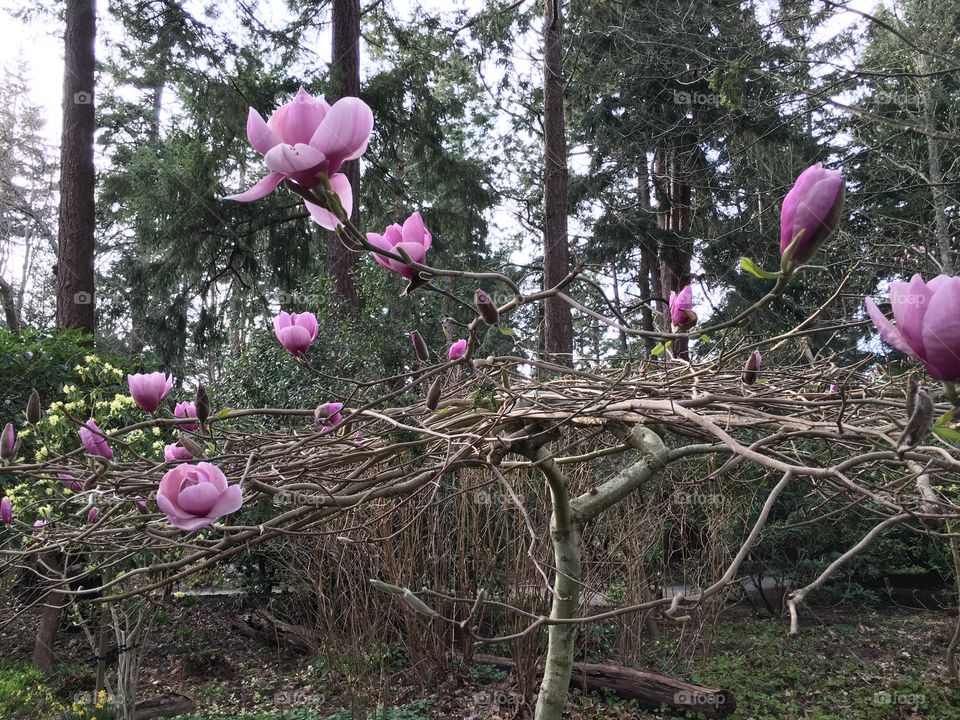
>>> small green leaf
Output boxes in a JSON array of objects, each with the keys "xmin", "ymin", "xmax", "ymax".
[
  {"xmin": 651, "ymin": 341, "xmax": 672, "ymax": 357},
  {"xmin": 739, "ymin": 256, "xmax": 781, "ymax": 280},
  {"xmin": 699, "ymin": 334, "xmax": 711, "ymax": 343},
  {"xmin": 935, "ymin": 410, "xmax": 954, "ymax": 427},
  {"xmin": 498, "ymin": 325, "xmax": 515, "ymax": 337},
  {"xmin": 932, "ymin": 426, "xmax": 960, "ymax": 443},
  {"xmin": 215, "ymin": 407, "xmax": 234, "ymax": 418}
]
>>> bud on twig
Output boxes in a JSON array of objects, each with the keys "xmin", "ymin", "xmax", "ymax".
[
  {"xmin": 426, "ymin": 377, "xmax": 443, "ymax": 411},
  {"xmin": 26, "ymin": 390, "xmax": 41, "ymax": 425},
  {"xmin": 410, "ymin": 330, "xmax": 429, "ymax": 363},
  {"xmin": 898, "ymin": 386, "xmax": 934, "ymax": 450},
  {"xmin": 475, "ymin": 289, "xmax": 499, "ymax": 325},
  {"xmin": 178, "ymin": 433, "xmax": 206, "ymax": 458},
  {"xmin": 741, "ymin": 350, "xmax": 762, "ymax": 385},
  {"xmin": 0, "ymin": 423, "xmax": 18, "ymax": 461},
  {"xmin": 195, "ymin": 384, "xmax": 210, "ymax": 425}
]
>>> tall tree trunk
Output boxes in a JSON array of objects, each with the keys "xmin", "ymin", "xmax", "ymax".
[
  {"xmin": 542, "ymin": 0, "xmax": 573, "ymax": 365},
  {"xmin": 0, "ymin": 276, "xmax": 20, "ymax": 331},
  {"xmin": 919, "ymin": 57, "xmax": 953, "ymax": 275},
  {"xmin": 55, "ymin": 0, "xmax": 97, "ymax": 336},
  {"xmin": 327, "ymin": 0, "xmax": 361, "ymax": 308},
  {"xmin": 32, "ymin": 553, "xmax": 65, "ymax": 674}
]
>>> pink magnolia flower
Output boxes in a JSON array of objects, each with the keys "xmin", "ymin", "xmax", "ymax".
[
  {"xmin": 780, "ymin": 163, "xmax": 844, "ymax": 264},
  {"xmin": 164, "ymin": 443, "xmax": 193, "ymax": 462},
  {"xmin": 367, "ymin": 212, "xmax": 432, "ymax": 282},
  {"xmin": 157, "ymin": 462, "xmax": 243, "ymax": 532},
  {"xmin": 1, "ymin": 497, "xmax": 11, "ymax": 524},
  {"xmin": 865, "ymin": 274, "xmax": 960, "ymax": 381},
  {"xmin": 127, "ymin": 372, "xmax": 174, "ymax": 413},
  {"xmin": 448, "ymin": 339, "xmax": 468, "ymax": 361},
  {"xmin": 315, "ymin": 402, "xmax": 344, "ymax": 435},
  {"xmin": 174, "ymin": 401, "xmax": 199, "ymax": 431},
  {"xmin": 669, "ymin": 285, "xmax": 697, "ymax": 329},
  {"xmin": 87, "ymin": 506, "xmax": 100, "ymax": 524},
  {"xmin": 274, "ymin": 311, "xmax": 319, "ymax": 356},
  {"xmin": 226, "ymin": 87, "xmax": 373, "ymax": 230},
  {"xmin": 79, "ymin": 420, "xmax": 113, "ymax": 460},
  {"xmin": 32, "ymin": 519, "xmax": 47, "ymax": 537},
  {"xmin": 59, "ymin": 474, "xmax": 83, "ymax": 493}
]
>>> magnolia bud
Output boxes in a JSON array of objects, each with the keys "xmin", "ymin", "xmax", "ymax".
[
  {"xmin": 741, "ymin": 350, "xmax": 762, "ymax": 385},
  {"xmin": 178, "ymin": 433, "xmax": 206, "ymax": 458},
  {"xmin": 410, "ymin": 331, "xmax": 430, "ymax": 363},
  {"xmin": 1, "ymin": 497, "xmax": 11, "ymax": 524},
  {"xmin": 87, "ymin": 506, "xmax": 100, "ymax": 525},
  {"xmin": 425, "ymin": 377, "xmax": 443, "ymax": 411},
  {"xmin": 195, "ymin": 384, "xmax": 210, "ymax": 425},
  {"xmin": 26, "ymin": 390, "xmax": 41, "ymax": 425},
  {"xmin": 0, "ymin": 423, "xmax": 17, "ymax": 460},
  {"xmin": 475, "ymin": 289, "xmax": 499, "ymax": 325}
]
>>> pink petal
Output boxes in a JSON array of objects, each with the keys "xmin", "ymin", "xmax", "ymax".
[
  {"xmin": 225, "ymin": 172, "xmax": 284, "ymax": 202},
  {"xmin": 208, "ymin": 484, "xmax": 243, "ymax": 519},
  {"xmin": 272, "ymin": 87, "xmax": 329, "ymax": 145},
  {"xmin": 889, "ymin": 275, "xmax": 933, "ymax": 357},
  {"xmin": 246, "ymin": 108, "xmax": 281, "ymax": 155},
  {"xmin": 169, "ymin": 515, "xmax": 216, "ymax": 532},
  {"xmin": 177, "ymin": 482, "xmax": 220, "ymax": 516},
  {"xmin": 329, "ymin": 173, "xmax": 353, "ymax": 219},
  {"xmin": 156, "ymin": 492, "xmax": 179, "ymax": 518},
  {"xmin": 366, "ymin": 233, "xmax": 395, "ymax": 270},
  {"xmin": 920, "ymin": 277, "xmax": 960, "ymax": 380},
  {"xmin": 402, "ymin": 212, "xmax": 426, "ymax": 246},
  {"xmin": 865, "ymin": 297, "xmax": 916, "ymax": 358},
  {"xmin": 264, "ymin": 143, "xmax": 326, "ymax": 177},
  {"xmin": 310, "ymin": 97, "xmax": 374, "ymax": 173}
]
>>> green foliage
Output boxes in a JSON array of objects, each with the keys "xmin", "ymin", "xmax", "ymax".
[{"xmin": 0, "ymin": 660, "xmax": 60, "ymax": 720}]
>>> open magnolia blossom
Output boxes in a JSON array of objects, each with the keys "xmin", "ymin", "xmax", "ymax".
[
  {"xmin": 274, "ymin": 311, "xmax": 319, "ymax": 356},
  {"xmin": 316, "ymin": 402, "xmax": 344, "ymax": 435},
  {"xmin": 157, "ymin": 462, "xmax": 243, "ymax": 532},
  {"xmin": 79, "ymin": 419, "xmax": 113, "ymax": 460},
  {"xmin": 865, "ymin": 273, "xmax": 960, "ymax": 381},
  {"xmin": 127, "ymin": 372, "xmax": 174, "ymax": 413},
  {"xmin": 164, "ymin": 443, "xmax": 193, "ymax": 462},
  {"xmin": 780, "ymin": 162, "xmax": 845, "ymax": 265},
  {"xmin": 227, "ymin": 87, "xmax": 374, "ymax": 230},
  {"xmin": 367, "ymin": 212, "xmax": 432, "ymax": 283}
]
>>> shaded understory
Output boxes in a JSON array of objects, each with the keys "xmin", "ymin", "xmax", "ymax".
[{"xmin": 1, "ymin": 597, "xmax": 958, "ymax": 719}]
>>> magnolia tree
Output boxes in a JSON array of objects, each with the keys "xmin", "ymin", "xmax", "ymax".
[{"xmin": 3, "ymin": 90, "xmax": 960, "ymax": 720}]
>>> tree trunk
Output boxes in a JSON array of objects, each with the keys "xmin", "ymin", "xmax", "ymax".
[
  {"xmin": 0, "ymin": 276, "xmax": 20, "ymax": 331},
  {"xmin": 326, "ymin": 0, "xmax": 361, "ymax": 308},
  {"xmin": 32, "ymin": 553, "xmax": 65, "ymax": 674},
  {"xmin": 55, "ymin": 0, "xmax": 97, "ymax": 336},
  {"xmin": 541, "ymin": 0, "xmax": 573, "ymax": 365},
  {"xmin": 919, "ymin": 57, "xmax": 953, "ymax": 275}
]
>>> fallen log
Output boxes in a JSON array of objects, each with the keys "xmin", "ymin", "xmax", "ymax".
[
  {"xmin": 229, "ymin": 609, "xmax": 319, "ymax": 654},
  {"xmin": 133, "ymin": 692, "xmax": 196, "ymax": 719},
  {"xmin": 472, "ymin": 653, "xmax": 735, "ymax": 718}
]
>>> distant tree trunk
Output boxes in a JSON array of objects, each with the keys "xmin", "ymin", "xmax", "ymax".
[
  {"xmin": 653, "ymin": 137, "xmax": 692, "ymax": 358},
  {"xmin": 55, "ymin": 0, "xmax": 97, "ymax": 336},
  {"xmin": 327, "ymin": 0, "xmax": 361, "ymax": 308},
  {"xmin": 919, "ymin": 58, "xmax": 953, "ymax": 275},
  {"xmin": 542, "ymin": 0, "xmax": 573, "ymax": 366},
  {"xmin": 636, "ymin": 161, "xmax": 655, "ymax": 354},
  {"xmin": 0, "ymin": 276, "xmax": 20, "ymax": 331},
  {"xmin": 32, "ymin": 552, "xmax": 65, "ymax": 674}
]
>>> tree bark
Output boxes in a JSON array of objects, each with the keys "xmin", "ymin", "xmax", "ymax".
[
  {"xmin": 55, "ymin": 0, "xmax": 97, "ymax": 336},
  {"xmin": 525, "ymin": 446, "xmax": 580, "ymax": 720},
  {"xmin": 542, "ymin": 0, "xmax": 573, "ymax": 365},
  {"xmin": 32, "ymin": 552, "xmax": 66, "ymax": 674},
  {"xmin": 0, "ymin": 276, "xmax": 20, "ymax": 331},
  {"xmin": 326, "ymin": 0, "xmax": 361, "ymax": 308},
  {"xmin": 919, "ymin": 57, "xmax": 953, "ymax": 275}
]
